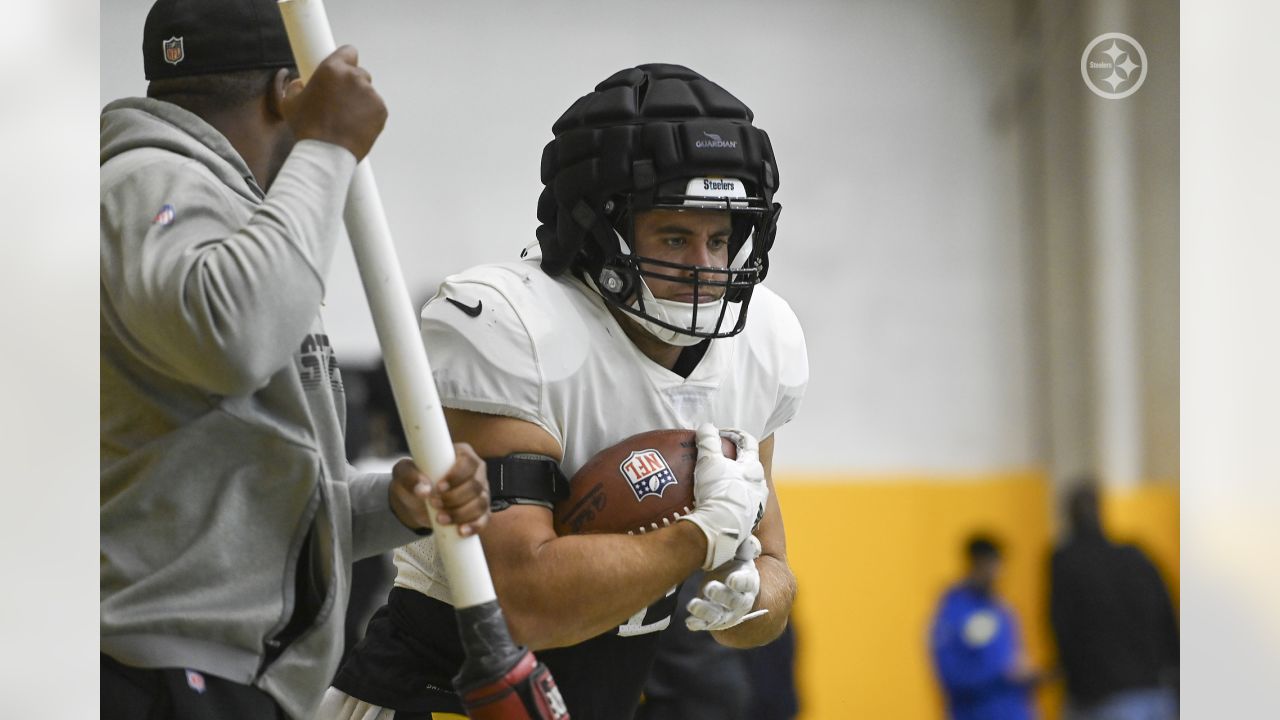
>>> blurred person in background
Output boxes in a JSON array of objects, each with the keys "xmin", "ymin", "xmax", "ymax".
[
  {"xmin": 1050, "ymin": 483, "xmax": 1179, "ymax": 720},
  {"xmin": 931, "ymin": 534, "xmax": 1047, "ymax": 720}
]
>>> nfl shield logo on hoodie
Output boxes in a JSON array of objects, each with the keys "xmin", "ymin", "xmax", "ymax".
[
  {"xmin": 153, "ymin": 204, "xmax": 176, "ymax": 226},
  {"xmin": 163, "ymin": 37, "xmax": 184, "ymax": 65},
  {"xmin": 184, "ymin": 669, "xmax": 206, "ymax": 694}
]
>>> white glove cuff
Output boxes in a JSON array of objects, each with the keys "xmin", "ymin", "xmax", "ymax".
[
  {"xmin": 679, "ymin": 515, "xmax": 742, "ymax": 571},
  {"xmin": 720, "ymin": 608, "xmax": 770, "ymax": 631}
]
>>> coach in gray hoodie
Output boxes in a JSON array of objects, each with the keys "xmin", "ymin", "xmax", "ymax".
[{"xmin": 100, "ymin": 2, "xmax": 490, "ymax": 718}]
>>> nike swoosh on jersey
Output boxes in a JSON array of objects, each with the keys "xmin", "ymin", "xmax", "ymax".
[{"xmin": 445, "ymin": 297, "xmax": 483, "ymax": 317}]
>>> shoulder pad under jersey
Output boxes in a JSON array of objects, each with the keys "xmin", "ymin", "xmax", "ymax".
[
  {"xmin": 742, "ymin": 285, "xmax": 809, "ymax": 435},
  {"xmin": 418, "ymin": 260, "xmax": 592, "ymax": 443}
]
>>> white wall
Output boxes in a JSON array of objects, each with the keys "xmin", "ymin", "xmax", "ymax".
[{"xmin": 102, "ymin": 0, "xmax": 1138, "ymax": 476}]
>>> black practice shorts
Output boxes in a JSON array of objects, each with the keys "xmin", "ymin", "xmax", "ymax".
[{"xmin": 333, "ymin": 586, "xmax": 681, "ymax": 719}]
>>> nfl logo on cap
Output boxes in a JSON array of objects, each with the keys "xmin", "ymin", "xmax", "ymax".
[{"xmin": 163, "ymin": 36, "xmax": 184, "ymax": 65}]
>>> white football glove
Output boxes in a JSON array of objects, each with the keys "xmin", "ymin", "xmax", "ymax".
[
  {"xmin": 678, "ymin": 424, "xmax": 769, "ymax": 571},
  {"xmin": 685, "ymin": 534, "xmax": 770, "ymax": 632}
]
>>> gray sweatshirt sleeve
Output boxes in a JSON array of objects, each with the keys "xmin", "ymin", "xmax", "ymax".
[
  {"xmin": 346, "ymin": 468, "xmax": 430, "ymax": 559},
  {"xmin": 101, "ymin": 140, "xmax": 356, "ymax": 396}
]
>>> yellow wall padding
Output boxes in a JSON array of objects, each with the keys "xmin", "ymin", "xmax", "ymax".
[{"xmin": 772, "ymin": 473, "xmax": 1178, "ymax": 720}]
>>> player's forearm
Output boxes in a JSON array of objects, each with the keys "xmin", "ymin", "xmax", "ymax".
[
  {"xmin": 492, "ymin": 522, "xmax": 705, "ymax": 650},
  {"xmin": 711, "ymin": 552, "xmax": 796, "ymax": 648}
]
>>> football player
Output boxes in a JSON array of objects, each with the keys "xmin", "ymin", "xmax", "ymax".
[{"xmin": 323, "ymin": 63, "xmax": 809, "ymax": 720}]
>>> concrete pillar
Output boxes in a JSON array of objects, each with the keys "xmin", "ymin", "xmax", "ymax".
[{"xmin": 1085, "ymin": 0, "xmax": 1143, "ymax": 488}]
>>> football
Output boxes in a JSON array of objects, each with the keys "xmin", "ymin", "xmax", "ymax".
[{"xmin": 553, "ymin": 429, "xmax": 736, "ymax": 536}]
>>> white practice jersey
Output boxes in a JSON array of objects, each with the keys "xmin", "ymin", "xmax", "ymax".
[{"xmin": 394, "ymin": 258, "xmax": 808, "ymax": 603}]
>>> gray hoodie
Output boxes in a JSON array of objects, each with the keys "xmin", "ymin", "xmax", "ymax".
[{"xmin": 100, "ymin": 97, "xmax": 421, "ymax": 719}]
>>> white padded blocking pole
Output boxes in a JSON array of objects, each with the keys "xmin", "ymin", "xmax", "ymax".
[{"xmin": 278, "ymin": 0, "xmax": 496, "ymax": 609}]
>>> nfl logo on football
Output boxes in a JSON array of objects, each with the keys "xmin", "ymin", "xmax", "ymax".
[{"xmin": 619, "ymin": 449, "xmax": 677, "ymax": 501}]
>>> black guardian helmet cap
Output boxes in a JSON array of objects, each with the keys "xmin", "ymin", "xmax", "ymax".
[{"xmin": 536, "ymin": 63, "xmax": 781, "ymax": 340}]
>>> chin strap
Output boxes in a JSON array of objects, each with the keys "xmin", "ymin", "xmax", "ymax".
[
  {"xmin": 585, "ymin": 273, "xmax": 727, "ymax": 347},
  {"xmin": 629, "ymin": 279, "xmax": 724, "ymax": 347}
]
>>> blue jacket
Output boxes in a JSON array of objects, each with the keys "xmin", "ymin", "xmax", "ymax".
[{"xmin": 930, "ymin": 584, "xmax": 1035, "ymax": 720}]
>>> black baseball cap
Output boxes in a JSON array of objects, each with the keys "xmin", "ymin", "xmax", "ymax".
[{"xmin": 143, "ymin": 0, "xmax": 296, "ymax": 80}]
